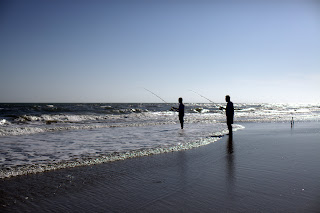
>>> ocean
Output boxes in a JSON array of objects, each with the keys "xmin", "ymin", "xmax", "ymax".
[{"xmin": 0, "ymin": 103, "xmax": 319, "ymax": 179}]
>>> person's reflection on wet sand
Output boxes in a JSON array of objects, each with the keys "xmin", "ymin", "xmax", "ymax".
[
  {"xmin": 227, "ymin": 133, "xmax": 234, "ymax": 154},
  {"xmin": 226, "ymin": 133, "xmax": 235, "ymax": 198}
]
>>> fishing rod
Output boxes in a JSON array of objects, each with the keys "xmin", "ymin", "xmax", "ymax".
[
  {"xmin": 189, "ymin": 90, "xmax": 225, "ymax": 110},
  {"xmin": 143, "ymin": 88, "xmax": 168, "ymax": 104},
  {"xmin": 143, "ymin": 88, "xmax": 179, "ymax": 112},
  {"xmin": 189, "ymin": 90, "xmax": 215, "ymax": 103}
]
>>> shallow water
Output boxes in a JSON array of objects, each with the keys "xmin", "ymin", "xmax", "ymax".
[
  {"xmin": 0, "ymin": 123, "xmax": 232, "ymax": 167},
  {"xmin": 0, "ymin": 103, "xmax": 319, "ymax": 179},
  {"xmin": 0, "ymin": 121, "xmax": 245, "ymax": 179}
]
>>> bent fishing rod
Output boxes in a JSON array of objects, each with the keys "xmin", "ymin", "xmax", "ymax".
[
  {"xmin": 143, "ymin": 88, "xmax": 168, "ymax": 104},
  {"xmin": 143, "ymin": 88, "xmax": 179, "ymax": 111},
  {"xmin": 189, "ymin": 90, "xmax": 225, "ymax": 110},
  {"xmin": 189, "ymin": 90, "xmax": 214, "ymax": 103}
]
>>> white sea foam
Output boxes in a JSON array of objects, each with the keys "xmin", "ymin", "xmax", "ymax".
[
  {"xmin": 0, "ymin": 121, "xmax": 180, "ymax": 137},
  {"xmin": 0, "ymin": 105, "xmax": 318, "ymax": 137},
  {"xmin": 0, "ymin": 124, "xmax": 244, "ymax": 179},
  {"xmin": 0, "ymin": 119, "xmax": 9, "ymax": 125},
  {"xmin": 0, "ymin": 102, "xmax": 319, "ymax": 179}
]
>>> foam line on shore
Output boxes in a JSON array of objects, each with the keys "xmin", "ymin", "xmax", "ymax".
[{"xmin": 0, "ymin": 125, "xmax": 244, "ymax": 179}]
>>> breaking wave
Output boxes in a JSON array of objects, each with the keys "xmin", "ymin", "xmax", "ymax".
[{"xmin": 0, "ymin": 121, "xmax": 178, "ymax": 137}]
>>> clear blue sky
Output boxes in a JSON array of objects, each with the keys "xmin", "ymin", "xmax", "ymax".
[{"xmin": 1, "ymin": 0, "xmax": 319, "ymax": 103}]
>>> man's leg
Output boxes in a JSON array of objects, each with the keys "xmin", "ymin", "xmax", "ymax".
[{"xmin": 180, "ymin": 117, "xmax": 184, "ymax": 129}]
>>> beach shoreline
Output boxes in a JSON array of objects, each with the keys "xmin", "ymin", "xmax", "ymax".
[{"xmin": 1, "ymin": 121, "xmax": 320, "ymax": 212}]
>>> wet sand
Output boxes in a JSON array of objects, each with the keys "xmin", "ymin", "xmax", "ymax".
[{"xmin": 1, "ymin": 122, "xmax": 320, "ymax": 212}]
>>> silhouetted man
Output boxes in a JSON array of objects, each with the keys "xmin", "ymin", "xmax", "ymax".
[
  {"xmin": 225, "ymin": 95, "xmax": 234, "ymax": 133},
  {"xmin": 172, "ymin": 97, "xmax": 185, "ymax": 129}
]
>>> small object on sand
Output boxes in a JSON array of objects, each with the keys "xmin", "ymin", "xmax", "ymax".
[{"xmin": 291, "ymin": 117, "xmax": 294, "ymax": 127}]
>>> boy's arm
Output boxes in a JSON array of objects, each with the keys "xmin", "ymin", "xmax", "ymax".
[{"xmin": 171, "ymin": 107, "xmax": 179, "ymax": 111}]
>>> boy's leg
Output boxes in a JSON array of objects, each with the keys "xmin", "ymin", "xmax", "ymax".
[
  {"xmin": 227, "ymin": 123, "xmax": 232, "ymax": 133},
  {"xmin": 179, "ymin": 116, "xmax": 184, "ymax": 129}
]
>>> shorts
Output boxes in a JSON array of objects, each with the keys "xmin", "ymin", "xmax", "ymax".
[
  {"xmin": 227, "ymin": 117, "xmax": 233, "ymax": 125},
  {"xmin": 179, "ymin": 115, "xmax": 184, "ymax": 122}
]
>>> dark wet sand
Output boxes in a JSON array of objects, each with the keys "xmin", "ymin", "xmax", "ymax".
[{"xmin": 1, "ymin": 122, "xmax": 320, "ymax": 212}]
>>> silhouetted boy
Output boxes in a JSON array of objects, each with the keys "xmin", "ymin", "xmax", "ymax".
[
  {"xmin": 225, "ymin": 95, "xmax": 234, "ymax": 133},
  {"xmin": 172, "ymin": 97, "xmax": 185, "ymax": 129}
]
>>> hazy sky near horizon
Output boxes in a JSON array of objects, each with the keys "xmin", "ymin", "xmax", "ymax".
[{"xmin": 1, "ymin": 0, "xmax": 319, "ymax": 103}]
